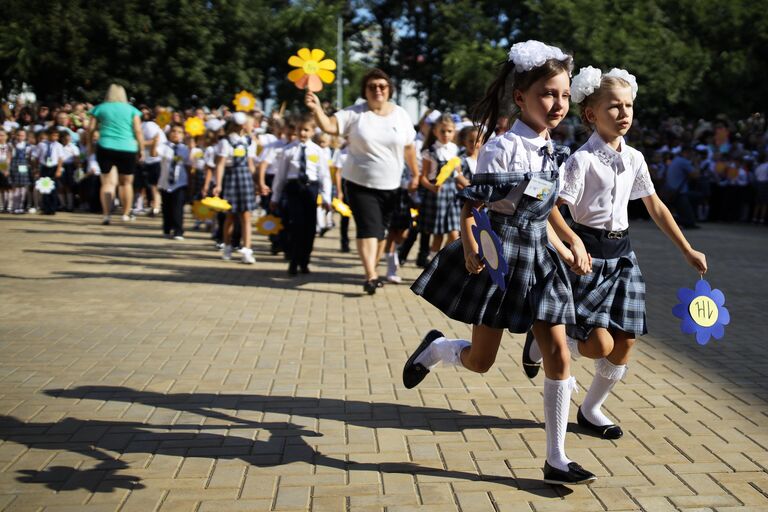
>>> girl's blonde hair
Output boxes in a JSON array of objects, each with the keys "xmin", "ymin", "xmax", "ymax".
[
  {"xmin": 424, "ymin": 113, "xmax": 456, "ymax": 149},
  {"xmin": 105, "ymin": 84, "xmax": 128, "ymax": 103},
  {"xmin": 580, "ymin": 76, "xmax": 632, "ymax": 126}
]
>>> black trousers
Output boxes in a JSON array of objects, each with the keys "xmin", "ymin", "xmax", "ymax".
[
  {"xmin": 161, "ymin": 187, "xmax": 185, "ymax": 236},
  {"xmin": 285, "ymin": 179, "xmax": 319, "ymax": 268},
  {"xmin": 39, "ymin": 166, "xmax": 59, "ymax": 214}
]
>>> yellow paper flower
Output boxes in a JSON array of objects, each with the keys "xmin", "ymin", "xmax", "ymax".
[
  {"xmin": 435, "ymin": 157, "xmax": 462, "ymax": 186},
  {"xmin": 156, "ymin": 110, "xmax": 172, "ymax": 129},
  {"xmin": 233, "ymin": 90, "xmax": 256, "ymax": 112},
  {"xmin": 255, "ymin": 214, "xmax": 283, "ymax": 235},
  {"xmin": 332, "ymin": 197, "xmax": 352, "ymax": 217},
  {"xmin": 192, "ymin": 200, "xmax": 216, "ymax": 220},
  {"xmin": 287, "ymin": 48, "xmax": 336, "ymax": 92},
  {"xmin": 201, "ymin": 196, "xmax": 232, "ymax": 212},
  {"xmin": 184, "ymin": 117, "xmax": 205, "ymax": 137}
]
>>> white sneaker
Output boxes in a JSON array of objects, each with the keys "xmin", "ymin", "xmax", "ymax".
[
  {"xmin": 241, "ymin": 247, "xmax": 255, "ymax": 264},
  {"xmin": 173, "ymin": 235, "xmax": 185, "ymax": 241},
  {"xmin": 28, "ymin": 207, "xmax": 37, "ymax": 214},
  {"xmin": 122, "ymin": 214, "xmax": 135, "ymax": 222},
  {"xmin": 222, "ymin": 244, "xmax": 233, "ymax": 260}
]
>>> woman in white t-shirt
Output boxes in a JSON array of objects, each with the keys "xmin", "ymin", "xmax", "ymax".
[{"xmin": 306, "ymin": 68, "xmax": 420, "ymax": 294}]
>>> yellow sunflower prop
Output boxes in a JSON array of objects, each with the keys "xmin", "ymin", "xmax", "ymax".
[
  {"xmin": 332, "ymin": 197, "xmax": 352, "ymax": 217},
  {"xmin": 184, "ymin": 117, "xmax": 205, "ymax": 137},
  {"xmin": 192, "ymin": 200, "xmax": 216, "ymax": 221},
  {"xmin": 156, "ymin": 110, "xmax": 172, "ymax": 129},
  {"xmin": 201, "ymin": 196, "xmax": 232, "ymax": 212},
  {"xmin": 435, "ymin": 157, "xmax": 462, "ymax": 186},
  {"xmin": 233, "ymin": 90, "xmax": 256, "ymax": 112},
  {"xmin": 255, "ymin": 214, "xmax": 283, "ymax": 235},
  {"xmin": 288, "ymin": 48, "xmax": 336, "ymax": 92}
]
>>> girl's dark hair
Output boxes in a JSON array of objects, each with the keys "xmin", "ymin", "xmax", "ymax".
[
  {"xmin": 360, "ymin": 68, "xmax": 392, "ymax": 101},
  {"xmin": 423, "ymin": 113, "xmax": 456, "ymax": 151},
  {"xmin": 472, "ymin": 57, "xmax": 573, "ymax": 144},
  {"xmin": 458, "ymin": 125, "xmax": 479, "ymax": 147}
]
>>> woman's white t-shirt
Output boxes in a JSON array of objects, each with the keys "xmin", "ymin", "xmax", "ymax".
[{"xmin": 334, "ymin": 103, "xmax": 416, "ymax": 190}]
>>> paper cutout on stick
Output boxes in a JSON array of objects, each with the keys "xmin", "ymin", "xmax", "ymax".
[
  {"xmin": 332, "ymin": 197, "xmax": 352, "ymax": 217},
  {"xmin": 672, "ymin": 278, "xmax": 730, "ymax": 345},
  {"xmin": 470, "ymin": 208, "xmax": 508, "ymax": 290},
  {"xmin": 288, "ymin": 48, "xmax": 336, "ymax": 92},
  {"xmin": 255, "ymin": 214, "xmax": 283, "ymax": 235},
  {"xmin": 233, "ymin": 90, "xmax": 256, "ymax": 112},
  {"xmin": 435, "ymin": 157, "xmax": 462, "ymax": 186},
  {"xmin": 201, "ymin": 196, "xmax": 232, "ymax": 212},
  {"xmin": 35, "ymin": 177, "xmax": 55, "ymax": 194},
  {"xmin": 184, "ymin": 117, "xmax": 205, "ymax": 137}
]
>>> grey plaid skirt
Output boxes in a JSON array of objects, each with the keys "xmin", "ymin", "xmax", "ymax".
[
  {"xmin": 412, "ymin": 170, "xmax": 575, "ymax": 332},
  {"xmin": 420, "ymin": 178, "xmax": 461, "ymax": 234},
  {"xmin": 566, "ymin": 251, "xmax": 647, "ymax": 340},
  {"xmin": 222, "ymin": 162, "xmax": 257, "ymax": 213}
]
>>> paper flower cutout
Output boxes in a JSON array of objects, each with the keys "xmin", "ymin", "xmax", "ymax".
[
  {"xmin": 35, "ymin": 177, "xmax": 56, "ymax": 194},
  {"xmin": 233, "ymin": 90, "xmax": 256, "ymax": 112},
  {"xmin": 184, "ymin": 117, "xmax": 205, "ymax": 137},
  {"xmin": 191, "ymin": 200, "xmax": 216, "ymax": 220},
  {"xmin": 332, "ymin": 197, "xmax": 352, "ymax": 217},
  {"xmin": 156, "ymin": 110, "xmax": 171, "ymax": 128},
  {"xmin": 672, "ymin": 279, "xmax": 730, "ymax": 345},
  {"xmin": 288, "ymin": 48, "xmax": 336, "ymax": 92},
  {"xmin": 435, "ymin": 156, "xmax": 462, "ymax": 186},
  {"xmin": 470, "ymin": 208, "xmax": 508, "ymax": 290},
  {"xmin": 201, "ymin": 196, "xmax": 232, "ymax": 212},
  {"xmin": 410, "ymin": 208, "xmax": 419, "ymax": 218},
  {"xmin": 255, "ymin": 214, "xmax": 283, "ymax": 235}
]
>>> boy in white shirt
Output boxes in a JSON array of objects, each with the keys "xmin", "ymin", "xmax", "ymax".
[
  {"xmin": 157, "ymin": 124, "xmax": 190, "ymax": 240},
  {"xmin": 270, "ymin": 114, "xmax": 331, "ymax": 275},
  {"xmin": 36, "ymin": 126, "xmax": 64, "ymax": 214}
]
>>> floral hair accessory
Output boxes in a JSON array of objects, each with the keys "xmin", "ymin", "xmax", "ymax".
[
  {"xmin": 604, "ymin": 68, "xmax": 638, "ymax": 100},
  {"xmin": 570, "ymin": 66, "xmax": 603, "ymax": 104},
  {"xmin": 507, "ymin": 40, "xmax": 570, "ymax": 74}
]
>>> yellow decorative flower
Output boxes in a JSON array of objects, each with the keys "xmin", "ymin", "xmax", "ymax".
[
  {"xmin": 156, "ymin": 110, "xmax": 172, "ymax": 129},
  {"xmin": 201, "ymin": 196, "xmax": 232, "ymax": 212},
  {"xmin": 435, "ymin": 157, "xmax": 462, "ymax": 186},
  {"xmin": 287, "ymin": 48, "xmax": 336, "ymax": 92},
  {"xmin": 255, "ymin": 214, "xmax": 283, "ymax": 235},
  {"xmin": 233, "ymin": 90, "xmax": 256, "ymax": 112},
  {"xmin": 332, "ymin": 197, "xmax": 352, "ymax": 217},
  {"xmin": 184, "ymin": 117, "xmax": 205, "ymax": 137},
  {"xmin": 192, "ymin": 200, "xmax": 216, "ymax": 220}
]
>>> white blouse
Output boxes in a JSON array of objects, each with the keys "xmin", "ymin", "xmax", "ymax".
[
  {"xmin": 475, "ymin": 120, "xmax": 556, "ymax": 215},
  {"xmin": 559, "ymin": 131, "xmax": 655, "ymax": 231}
]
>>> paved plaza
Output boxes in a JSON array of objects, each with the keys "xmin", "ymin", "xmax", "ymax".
[{"xmin": 0, "ymin": 212, "xmax": 766, "ymax": 512}]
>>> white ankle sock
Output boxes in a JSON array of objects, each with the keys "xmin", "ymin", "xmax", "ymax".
[
  {"xmin": 566, "ymin": 335, "xmax": 581, "ymax": 359},
  {"xmin": 414, "ymin": 337, "xmax": 470, "ymax": 369},
  {"xmin": 544, "ymin": 376, "xmax": 577, "ymax": 472},
  {"xmin": 581, "ymin": 358, "xmax": 627, "ymax": 427}
]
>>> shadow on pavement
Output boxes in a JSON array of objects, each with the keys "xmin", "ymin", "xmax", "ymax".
[{"xmin": 0, "ymin": 387, "xmax": 565, "ymax": 498}]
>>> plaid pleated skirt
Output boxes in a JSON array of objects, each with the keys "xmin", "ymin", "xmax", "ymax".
[
  {"xmin": 566, "ymin": 251, "xmax": 647, "ymax": 340},
  {"xmin": 221, "ymin": 162, "xmax": 257, "ymax": 213},
  {"xmin": 412, "ymin": 169, "xmax": 574, "ymax": 332},
  {"xmin": 420, "ymin": 179, "xmax": 461, "ymax": 234},
  {"xmin": 10, "ymin": 162, "xmax": 31, "ymax": 187}
]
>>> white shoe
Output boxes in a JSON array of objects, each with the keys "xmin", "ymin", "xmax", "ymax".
[
  {"xmin": 222, "ymin": 244, "xmax": 233, "ymax": 260},
  {"xmin": 122, "ymin": 214, "xmax": 135, "ymax": 222},
  {"xmin": 173, "ymin": 235, "xmax": 185, "ymax": 241},
  {"xmin": 386, "ymin": 253, "xmax": 402, "ymax": 283},
  {"xmin": 241, "ymin": 247, "xmax": 255, "ymax": 264},
  {"xmin": 28, "ymin": 207, "xmax": 37, "ymax": 214}
]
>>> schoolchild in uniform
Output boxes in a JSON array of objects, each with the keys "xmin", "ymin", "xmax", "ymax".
[
  {"xmin": 9, "ymin": 129, "xmax": 32, "ymax": 213},
  {"xmin": 458, "ymin": 125, "xmax": 481, "ymax": 181},
  {"xmin": 522, "ymin": 67, "xmax": 708, "ymax": 439},
  {"xmin": 59, "ymin": 130, "xmax": 80, "ymax": 211},
  {"xmin": 213, "ymin": 112, "xmax": 258, "ymax": 264},
  {"xmin": 36, "ymin": 126, "xmax": 64, "ymax": 214},
  {"xmin": 157, "ymin": 123, "xmax": 190, "ymax": 240},
  {"xmin": 331, "ymin": 138, "xmax": 350, "ymax": 253},
  {"xmin": 403, "ymin": 41, "xmax": 598, "ymax": 485},
  {"xmin": 258, "ymin": 117, "xmax": 292, "ymax": 255},
  {"xmin": 0, "ymin": 129, "xmax": 12, "ymax": 212},
  {"xmin": 141, "ymin": 107, "xmax": 167, "ymax": 216},
  {"xmin": 270, "ymin": 114, "xmax": 331, "ymax": 275}
]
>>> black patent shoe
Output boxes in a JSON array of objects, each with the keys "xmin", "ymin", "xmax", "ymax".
[
  {"xmin": 363, "ymin": 280, "xmax": 377, "ymax": 295},
  {"xmin": 402, "ymin": 329, "xmax": 444, "ymax": 389},
  {"xmin": 542, "ymin": 461, "xmax": 597, "ymax": 485},
  {"xmin": 522, "ymin": 330, "xmax": 541, "ymax": 378},
  {"xmin": 577, "ymin": 407, "xmax": 623, "ymax": 440}
]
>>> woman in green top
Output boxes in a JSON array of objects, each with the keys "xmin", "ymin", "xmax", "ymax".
[{"xmin": 87, "ymin": 84, "xmax": 144, "ymax": 225}]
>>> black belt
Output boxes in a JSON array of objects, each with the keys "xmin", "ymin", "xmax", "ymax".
[{"xmin": 571, "ymin": 223, "xmax": 632, "ymax": 259}]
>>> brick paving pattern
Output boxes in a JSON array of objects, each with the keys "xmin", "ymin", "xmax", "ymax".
[{"xmin": 0, "ymin": 213, "xmax": 765, "ymax": 511}]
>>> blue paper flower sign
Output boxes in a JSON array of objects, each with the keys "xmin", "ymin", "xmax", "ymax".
[
  {"xmin": 672, "ymin": 278, "xmax": 730, "ymax": 345},
  {"xmin": 471, "ymin": 208, "xmax": 508, "ymax": 291}
]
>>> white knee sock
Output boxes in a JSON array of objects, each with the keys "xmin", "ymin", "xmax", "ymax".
[
  {"xmin": 581, "ymin": 358, "xmax": 627, "ymax": 427},
  {"xmin": 544, "ymin": 376, "xmax": 577, "ymax": 472},
  {"xmin": 414, "ymin": 337, "xmax": 470, "ymax": 369}
]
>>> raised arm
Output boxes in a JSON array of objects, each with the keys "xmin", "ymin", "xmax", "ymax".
[{"xmin": 305, "ymin": 91, "xmax": 339, "ymax": 135}]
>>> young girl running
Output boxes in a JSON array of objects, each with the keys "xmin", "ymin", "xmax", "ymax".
[
  {"xmin": 419, "ymin": 114, "xmax": 468, "ymax": 261},
  {"xmin": 403, "ymin": 41, "xmax": 596, "ymax": 485},
  {"xmin": 522, "ymin": 67, "xmax": 707, "ymax": 439}
]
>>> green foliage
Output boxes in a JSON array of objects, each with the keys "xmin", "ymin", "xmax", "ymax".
[{"xmin": 0, "ymin": 0, "xmax": 764, "ymax": 118}]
